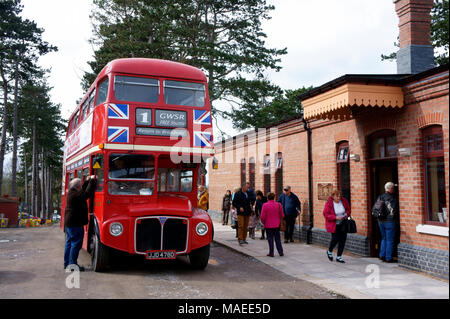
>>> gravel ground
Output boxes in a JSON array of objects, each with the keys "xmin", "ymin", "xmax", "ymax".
[{"xmin": 0, "ymin": 225, "xmax": 342, "ymax": 299}]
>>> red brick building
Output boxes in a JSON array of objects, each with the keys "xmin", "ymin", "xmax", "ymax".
[{"xmin": 208, "ymin": 0, "xmax": 449, "ymax": 278}]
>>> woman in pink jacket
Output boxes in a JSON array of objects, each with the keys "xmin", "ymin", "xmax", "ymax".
[
  {"xmin": 260, "ymin": 192, "xmax": 284, "ymax": 257},
  {"xmin": 323, "ymin": 189, "xmax": 351, "ymax": 263}
]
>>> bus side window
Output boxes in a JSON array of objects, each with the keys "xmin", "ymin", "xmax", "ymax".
[
  {"xmin": 81, "ymin": 100, "xmax": 89, "ymax": 121},
  {"xmin": 96, "ymin": 77, "xmax": 109, "ymax": 105},
  {"xmin": 89, "ymin": 89, "xmax": 96, "ymax": 112},
  {"xmin": 82, "ymin": 167, "xmax": 89, "ymax": 182},
  {"xmin": 92, "ymin": 155, "xmax": 104, "ymax": 191}
]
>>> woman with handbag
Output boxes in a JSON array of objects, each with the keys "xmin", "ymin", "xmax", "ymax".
[
  {"xmin": 323, "ymin": 189, "xmax": 351, "ymax": 263},
  {"xmin": 260, "ymin": 192, "xmax": 285, "ymax": 257}
]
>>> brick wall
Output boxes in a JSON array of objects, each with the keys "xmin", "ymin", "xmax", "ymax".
[{"xmin": 208, "ymin": 69, "xmax": 449, "ymax": 277}]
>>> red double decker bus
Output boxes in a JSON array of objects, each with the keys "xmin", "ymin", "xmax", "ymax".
[{"xmin": 61, "ymin": 58, "xmax": 214, "ymax": 271}]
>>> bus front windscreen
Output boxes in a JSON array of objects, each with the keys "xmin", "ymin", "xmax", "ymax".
[
  {"xmin": 164, "ymin": 80, "xmax": 205, "ymax": 107},
  {"xmin": 108, "ymin": 154, "xmax": 155, "ymax": 195},
  {"xmin": 114, "ymin": 75, "xmax": 159, "ymax": 103}
]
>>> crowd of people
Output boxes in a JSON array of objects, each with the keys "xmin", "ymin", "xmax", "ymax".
[
  {"xmin": 218, "ymin": 182, "xmax": 299, "ymax": 257},
  {"xmin": 215, "ymin": 181, "xmax": 399, "ymax": 263}
]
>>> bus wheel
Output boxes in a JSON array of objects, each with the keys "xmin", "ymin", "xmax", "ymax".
[
  {"xmin": 189, "ymin": 244, "xmax": 210, "ymax": 270},
  {"xmin": 91, "ymin": 233, "xmax": 109, "ymax": 272}
]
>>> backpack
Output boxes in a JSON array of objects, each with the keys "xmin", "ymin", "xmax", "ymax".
[{"xmin": 372, "ymin": 198, "xmax": 388, "ymax": 219}]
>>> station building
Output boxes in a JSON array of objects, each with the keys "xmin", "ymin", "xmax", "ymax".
[{"xmin": 208, "ymin": 0, "xmax": 449, "ymax": 279}]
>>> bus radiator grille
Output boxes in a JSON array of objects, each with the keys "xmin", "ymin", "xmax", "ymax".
[{"xmin": 135, "ymin": 217, "xmax": 188, "ymax": 253}]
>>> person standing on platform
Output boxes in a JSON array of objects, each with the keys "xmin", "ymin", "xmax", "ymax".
[
  {"xmin": 261, "ymin": 192, "xmax": 284, "ymax": 257},
  {"xmin": 221, "ymin": 190, "xmax": 232, "ymax": 225},
  {"xmin": 232, "ymin": 182, "xmax": 252, "ymax": 245},
  {"xmin": 277, "ymin": 186, "xmax": 301, "ymax": 243}
]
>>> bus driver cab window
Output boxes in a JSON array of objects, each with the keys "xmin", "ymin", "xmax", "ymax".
[{"xmin": 108, "ymin": 154, "xmax": 155, "ymax": 196}]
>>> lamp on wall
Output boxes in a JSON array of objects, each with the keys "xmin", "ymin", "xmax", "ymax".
[
  {"xmin": 349, "ymin": 154, "xmax": 360, "ymax": 162},
  {"xmin": 398, "ymin": 148, "xmax": 412, "ymax": 156}
]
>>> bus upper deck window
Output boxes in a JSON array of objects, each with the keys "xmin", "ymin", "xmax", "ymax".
[
  {"xmin": 96, "ymin": 78, "xmax": 109, "ymax": 105},
  {"xmin": 164, "ymin": 80, "xmax": 205, "ymax": 107},
  {"xmin": 89, "ymin": 89, "xmax": 96, "ymax": 112},
  {"xmin": 114, "ymin": 75, "xmax": 159, "ymax": 103},
  {"xmin": 81, "ymin": 100, "xmax": 89, "ymax": 121}
]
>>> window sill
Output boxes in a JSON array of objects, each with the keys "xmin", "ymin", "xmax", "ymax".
[{"xmin": 416, "ymin": 224, "xmax": 449, "ymax": 237}]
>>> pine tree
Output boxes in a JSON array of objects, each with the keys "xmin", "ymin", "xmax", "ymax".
[{"xmin": 83, "ymin": 0, "xmax": 287, "ymax": 133}]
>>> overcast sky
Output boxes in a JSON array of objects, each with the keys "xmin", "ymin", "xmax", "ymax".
[{"xmin": 20, "ymin": 0, "xmax": 399, "ymax": 140}]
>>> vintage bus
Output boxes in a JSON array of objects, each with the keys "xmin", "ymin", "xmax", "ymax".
[{"xmin": 61, "ymin": 58, "xmax": 215, "ymax": 272}]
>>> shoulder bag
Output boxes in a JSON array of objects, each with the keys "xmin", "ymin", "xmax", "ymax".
[
  {"xmin": 344, "ymin": 216, "xmax": 357, "ymax": 233},
  {"xmin": 278, "ymin": 203, "xmax": 286, "ymax": 232}
]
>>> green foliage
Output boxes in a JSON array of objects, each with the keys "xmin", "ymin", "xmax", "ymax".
[
  {"xmin": 431, "ymin": 0, "xmax": 449, "ymax": 65},
  {"xmin": 0, "ymin": 0, "xmax": 62, "ymax": 205},
  {"xmin": 83, "ymin": 0, "xmax": 287, "ymax": 130},
  {"xmin": 222, "ymin": 85, "xmax": 313, "ymax": 130}
]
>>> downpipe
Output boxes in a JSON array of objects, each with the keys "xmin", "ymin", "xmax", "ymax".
[{"xmin": 301, "ymin": 115, "xmax": 313, "ymax": 244}]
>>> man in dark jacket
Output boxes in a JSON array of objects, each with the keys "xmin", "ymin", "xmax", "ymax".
[
  {"xmin": 64, "ymin": 176, "xmax": 96, "ymax": 271},
  {"xmin": 375, "ymin": 182, "xmax": 399, "ymax": 263},
  {"xmin": 232, "ymin": 183, "xmax": 252, "ymax": 245},
  {"xmin": 278, "ymin": 186, "xmax": 301, "ymax": 243}
]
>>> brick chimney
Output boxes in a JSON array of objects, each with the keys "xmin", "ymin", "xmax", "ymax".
[{"xmin": 394, "ymin": 0, "xmax": 435, "ymax": 74}]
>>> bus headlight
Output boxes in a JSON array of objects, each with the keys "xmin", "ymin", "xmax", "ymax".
[
  {"xmin": 110, "ymin": 222, "xmax": 123, "ymax": 237},
  {"xmin": 196, "ymin": 222, "xmax": 208, "ymax": 236}
]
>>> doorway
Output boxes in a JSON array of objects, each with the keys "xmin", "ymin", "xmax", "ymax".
[{"xmin": 368, "ymin": 130, "xmax": 400, "ymax": 258}]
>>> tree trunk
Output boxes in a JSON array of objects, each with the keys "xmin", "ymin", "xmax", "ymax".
[
  {"xmin": 40, "ymin": 149, "xmax": 44, "ymax": 220},
  {"xmin": 47, "ymin": 169, "xmax": 53, "ymax": 220},
  {"xmin": 24, "ymin": 151, "xmax": 28, "ymax": 213},
  {"xmin": 11, "ymin": 59, "xmax": 19, "ymax": 196},
  {"xmin": 0, "ymin": 80, "xmax": 9, "ymax": 194},
  {"xmin": 31, "ymin": 122, "xmax": 37, "ymax": 216}
]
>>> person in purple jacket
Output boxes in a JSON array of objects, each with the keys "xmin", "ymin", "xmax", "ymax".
[{"xmin": 261, "ymin": 192, "xmax": 285, "ymax": 257}]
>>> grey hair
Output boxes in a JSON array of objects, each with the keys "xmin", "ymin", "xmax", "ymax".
[
  {"xmin": 385, "ymin": 182, "xmax": 395, "ymax": 191},
  {"xmin": 69, "ymin": 178, "xmax": 82, "ymax": 191}
]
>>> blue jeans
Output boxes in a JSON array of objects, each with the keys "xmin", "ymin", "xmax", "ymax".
[
  {"xmin": 64, "ymin": 226, "xmax": 84, "ymax": 267},
  {"xmin": 378, "ymin": 221, "xmax": 396, "ymax": 261}
]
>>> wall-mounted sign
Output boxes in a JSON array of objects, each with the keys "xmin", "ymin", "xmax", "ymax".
[
  {"xmin": 155, "ymin": 109, "xmax": 187, "ymax": 128},
  {"xmin": 318, "ymin": 183, "xmax": 333, "ymax": 201}
]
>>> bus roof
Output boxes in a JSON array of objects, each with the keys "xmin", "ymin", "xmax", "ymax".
[{"xmin": 99, "ymin": 58, "xmax": 207, "ymax": 82}]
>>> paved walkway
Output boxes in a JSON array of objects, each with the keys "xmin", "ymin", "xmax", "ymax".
[{"xmin": 212, "ymin": 222, "xmax": 449, "ymax": 299}]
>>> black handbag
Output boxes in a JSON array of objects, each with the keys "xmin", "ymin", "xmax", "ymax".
[{"xmin": 344, "ymin": 216, "xmax": 357, "ymax": 233}]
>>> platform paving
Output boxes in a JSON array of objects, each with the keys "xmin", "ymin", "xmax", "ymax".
[{"xmin": 212, "ymin": 222, "xmax": 449, "ymax": 299}]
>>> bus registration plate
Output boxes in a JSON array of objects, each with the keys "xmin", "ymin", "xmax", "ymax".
[{"xmin": 146, "ymin": 250, "xmax": 176, "ymax": 260}]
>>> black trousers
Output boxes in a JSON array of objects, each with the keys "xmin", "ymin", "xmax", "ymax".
[
  {"xmin": 328, "ymin": 223, "xmax": 347, "ymax": 257},
  {"xmin": 222, "ymin": 209, "xmax": 230, "ymax": 224},
  {"xmin": 284, "ymin": 215, "xmax": 297, "ymax": 241}
]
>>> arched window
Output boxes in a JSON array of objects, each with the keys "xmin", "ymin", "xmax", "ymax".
[
  {"xmin": 263, "ymin": 154, "xmax": 271, "ymax": 196},
  {"xmin": 240, "ymin": 158, "xmax": 246, "ymax": 188},
  {"xmin": 422, "ymin": 125, "xmax": 446, "ymax": 224},
  {"xmin": 249, "ymin": 157, "xmax": 255, "ymax": 189},
  {"xmin": 275, "ymin": 152, "xmax": 283, "ymax": 200},
  {"xmin": 337, "ymin": 141, "xmax": 351, "ymax": 203}
]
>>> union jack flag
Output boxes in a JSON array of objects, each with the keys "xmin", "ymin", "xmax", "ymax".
[
  {"xmin": 108, "ymin": 104, "xmax": 129, "ymax": 120},
  {"xmin": 108, "ymin": 126, "xmax": 129, "ymax": 143},
  {"xmin": 194, "ymin": 131, "xmax": 213, "ymax": 148},
  {"xmin": 193, "ymin": 110, "xmax": 211, "ymax": 125}
]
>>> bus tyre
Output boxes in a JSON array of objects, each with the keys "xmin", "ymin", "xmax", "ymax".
[
  {"xmin": 189, "ymin": 244, "xmax": 210, "ymax": 270},
  {"xmin": 91, "ymin": 233, "xmax": 109, "ymax": 272}
]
